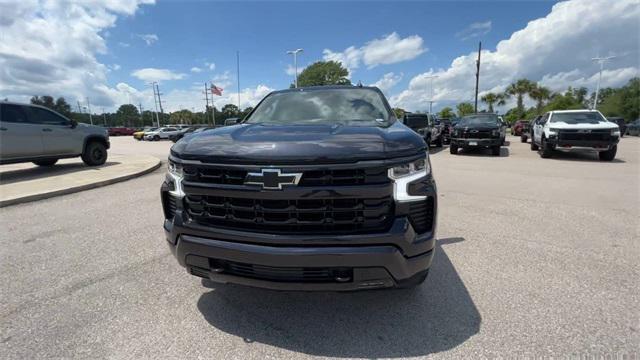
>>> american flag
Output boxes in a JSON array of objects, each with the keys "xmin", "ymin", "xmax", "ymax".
[{"xmin": 210, "ymin": 84, "xmax": 223, "ymax": 96}]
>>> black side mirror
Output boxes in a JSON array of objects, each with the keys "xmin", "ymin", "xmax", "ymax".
[{"xmin": 70, "ymin": 119, "xmax": 78, "ymax": 129}]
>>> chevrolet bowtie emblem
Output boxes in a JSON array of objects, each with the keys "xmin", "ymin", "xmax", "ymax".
[{"xmin": 245, "ymin": 169, "xmax": 303, "ymax": 190}]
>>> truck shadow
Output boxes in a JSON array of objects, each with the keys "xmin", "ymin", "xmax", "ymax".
[
  {"xmin": 0, "ymin": 162, "xmax": 121, "ymax": 185},
  {"xmin": 196, "ymin": 237, "xmax": 480, "ymax": 358},
  {"xmin": 543, "ymin": 151, "xmax": 626, "ymax": 163},
  {"xmin": 456, "ymin": 147, "xmax": 510, "ymax": 157}
]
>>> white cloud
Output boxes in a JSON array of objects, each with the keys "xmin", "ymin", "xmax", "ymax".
[
  {"xmin": 205, "ymin": 62, "xmax": 216, "ymax": 71},
  {"xmin": 211, "ymin": 71, "xmax": 233, "ymax": 89},
  {"xmin": 190, "ymin": 67, "xmax": 202, "ymax": 73},
  {"xmin": 111, "ymin": 64, "xmax": 121, "ymax": 71},
  {"xmin": 161, "ymin": 84, "xmax": 274, "ymax": 112},
  {"xmin": 456, "ymin": 21, "xmax": 492, "ymax": 40},
  {"xmin": 391, "ymin": 0, "xmax": 640, "ymax": 112},
  {"xmin": 285, "ymin": 64, "xmax": 305, "ymax": 76},
  {"xmin": 118, "ymin": 42, "xmax": 130, "ymax": 47},
  {"xmin": 370, "ymin": 72, "xmax": 403, "ymax": 93},
  {"xmin": 137, "ymin": 33, "xmax": 158, "ymax": 46},
  {"xmin": 0, "ymin": 0, "xmax": 155, "ymax": 109},
  {"xmin": 131, "ymin": 68, "xmax": 185, "ymax": 82},
  {"xmin": 323, "ymin": 32, "xmax": 426, "ymax": 73}
]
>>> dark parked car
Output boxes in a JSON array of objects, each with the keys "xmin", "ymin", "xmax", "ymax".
[
  {"xmin": 607, "ymin": 117, "xmax": 627, "ymax": 138},
  {"xmin": 162, "ymin": 86, "xmax": 437, "ymax": 291},
  {"xmin": 520, "ymin": 116, "xmax": 540, "ymax": 143},
  {"xmin": 439, "ymin": 118, "xmax": 456, "ymax": 144},
  {"xmin": 170, "ymin": 126, "xmax": 214, "ymax": 142},
  {"xmin": 402, "ymin": 113, "xmax": 443, "ymax": 147},
  {"xmin": 450, "ymin": 113, "xmax": 507, "ymax": 156},
  {"xmin": 627, "ymin": 119, "xmax": 640, "ymax": 136}
]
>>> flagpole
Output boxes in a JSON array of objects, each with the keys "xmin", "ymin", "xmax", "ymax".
[{"xmin": 236, "ymin": 50, "xmax": 240, "ymax": 110}]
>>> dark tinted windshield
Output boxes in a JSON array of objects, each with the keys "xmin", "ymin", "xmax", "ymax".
[
  {"xmin": 458, "ymin": 114, "xmax": 500, "ymax": 127},
  {"xmin": 551, "ymin": 112, "xmax": 606, "ymax": 124},
  {"xmin": 246, "ymin": 88, "xmax": 390, "ymax": 126}
]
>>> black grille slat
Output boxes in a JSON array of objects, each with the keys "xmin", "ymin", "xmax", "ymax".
[
  {"xmin": 408, "ymin": 197, "xmax": 434, "ymax": 234},
  {"xmin": 558, "ymin": 129, "xmax": 611, "ymax": 142},
  {"xmin": 185, "ymin": 195, "xmax": 393, "ymax": 234},
  {"xmin": 461, "ymin": 130, "xmax": 493, "ymax": 139},
  {"xmin": 218, "ymin": 259, "xmax": 350, "ymax": 283}
]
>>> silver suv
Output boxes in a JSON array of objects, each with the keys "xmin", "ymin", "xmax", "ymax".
[{"xmin": 0, "ymin": 102, "xmax": 110, "ymax": 166}]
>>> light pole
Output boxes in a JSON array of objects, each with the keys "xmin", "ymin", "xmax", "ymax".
[
  {"xmin": 591, "ymin": 56, "xmax": 616, "ymax": 110},
  {"xmin": 287, "ymin": 48, "xmax": 303, "ymax": 88},
  {"xmin": 424, "ymin": 75, "xmax": 438, "ymax": 114}
]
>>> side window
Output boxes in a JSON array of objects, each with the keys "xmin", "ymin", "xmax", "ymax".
[
  {"xmin": 165, "ymin": 127, "xmax": 177, "ymax": 132},
  {"xmin": 1, "ymin": 104, "xmax": 29, "ymax": 124},
  {"xmin": 27, "ymin": 107, "xmax": 69, "ymax": 126}
]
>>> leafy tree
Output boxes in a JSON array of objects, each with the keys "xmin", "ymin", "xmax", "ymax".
[
  {"xmin": 505, "ymin": 79, "xmax": 535, "ymax": 117},
  {"xmin": 480, "ymin": 93, "xmax": 506, "ymax": 113},
  {"xmin": 529, "ymin": 85, "xmax": 551, "ymax": 115},
  {"xmin": 222, "ymin": 104, "xmax": 240, "ymax": 118},
  {"xmin": 30, "ymin": 95, "xmax": 72, "ymax": 117},
  {"xmin": 456, "ymin": 102, "xmax": 475, "ymax": 117},
  {"xmin": 542, "ymin": 88, "xmax": 583, "ymax": 112},
  {"xmin": 598, "ymin": 77, "xmax": 640, "ymax": 121},
  {"xmin": 392, "ymin": 108, "xmax": 406, "ymax": 119},
  {"xmin": 295, "ymin": 61, "xmax": 351, "ymax": 87},
  {"xmin": 438, "ymin": 107, "xmax": 455, "ymax": 119},
  {"xmin": 115, "ymin": 104, "xmax": 139, "ymax": 127},
  {"xmin": 170, "ymin": 109, "xmax": 194, "ymax": 124}
]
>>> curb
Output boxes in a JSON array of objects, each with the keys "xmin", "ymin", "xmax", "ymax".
[{"xmin": 0, "ymin": 160, "xmax": 162, "ymax": 208}]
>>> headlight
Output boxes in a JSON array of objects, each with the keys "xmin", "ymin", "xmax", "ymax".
[
  {"xmin": 389, "ymin": 157, "xmax": 429, "ymax": 179},
  {"xmin": 388, "ymin": 156, "xmax": 430, "ymax": 202},
  {"xmin": 548, "ymin": 128, "xmax": 559, "ymax": 135},
  {"xmin": 167, "ymin": 159, "xmax": 185, "ymax": 197},
  {"xmin": 492, "ymin": 129, "xmax": 500, "ymax": 136},
  {"xmin": 611, "ymin": 128, "xmax": 621, "ymax": 136}
]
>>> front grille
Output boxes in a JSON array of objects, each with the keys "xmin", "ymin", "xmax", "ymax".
[
  {"xmin": 184, "ymin": 195, "xmax": 393, "ymax": 234},
  {"xmin": 212, "ymin": 259, "xmax": 352, "ymax": 283},
  {"xmin": 183, "ymin": 165, "xmax": 389, "ymax": 186},
  {"xmin": 461, "ymin": 130, "xmax": 494, "ymax": 139},
  {"xmin": 163, "ymin": 193, "xmax": 177, "ymax": 219},
  {"xmin": 408, "ymin": 197, "xmax": 435, "ymax": 234},
  {"xmin": 558, "ymin": 129, "xmax": 611, "ymax": 142}
]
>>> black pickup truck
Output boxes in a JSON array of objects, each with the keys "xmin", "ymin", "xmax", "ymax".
[
  {"xmin": 402, "ymin": 113, "xmax": 443, "ymax": 147},
  {"xmin": 162, "ymin": 86, "xmax": 438, "ymax": 291},
  {"xmin": 449, "ymin": 113, "xmax": 507, "ymax": 156}
]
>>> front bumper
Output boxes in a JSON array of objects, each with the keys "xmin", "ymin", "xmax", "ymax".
[
  {"xmin": 161, "ymin": 173, "xmax": 437, "ymax": 291},
  {"xmin": 450, "ymin": 137, "xmax": 501, "ymax": 147},
  {"xmin": 547, "ymin": 137, "xmax": 619, "ymax": 151}
]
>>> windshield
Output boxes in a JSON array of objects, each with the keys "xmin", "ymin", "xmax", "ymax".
[
  {"xmin": 551, "ymin": 112, "xmax": 606, "ymax": 124},
  {"xmin": 245, "ymin": 88, "xmax": 390, "ymax": 126},
  {"xmin": 458, "ymin": 115, "xmax": 500, "ymax": 127}
]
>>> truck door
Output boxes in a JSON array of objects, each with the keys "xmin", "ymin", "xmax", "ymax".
[{"xmin": 0, "ymin": 104, "xmax": 45, "ymax": 160}]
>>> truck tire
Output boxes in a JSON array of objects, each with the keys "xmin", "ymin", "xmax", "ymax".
[
  {"xmin": 425, "ymin": 135, "xmax": 431, "ymax": 148},
  {"xmin": 82, "ymin": 141, "xmax": 108, "ymax": 166},
  {"xmin": 539, "ymin": 137, "xmax": 553, "ymax": 158},
  {"xmin": 531, "ymin": 138, "xmax": 539, "ymax": 151},
  {"xmin": 491, "ymin": 145, "xmax": 501, "ymax": 156},
  {"xmin": 153, "ymin": 135, "xmax": 160, "ymax": 141},
  {"xmin": 598, "ymin": 145, "xmax": 617, "ymax": 161},
  {"xmin": 520, "ymin": 135, "xmax": 528, "ymax": 143},
  {"xmin": 33, "ymin": 159, "xmax": 58, "ymax": 166},
  {"xmin": 450, "ymin": 144, "xmax": 458, "ymax": 154}
]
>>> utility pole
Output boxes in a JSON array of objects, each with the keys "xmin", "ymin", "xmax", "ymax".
[
  {"xmin": 591, "ymin": 56, "xmax": 616, "ymax": 110},
  {"xmin": 286, "ymin": 48, "xmax": 304, "ymax": 88},
  {"xmin": 424, "ymin": 75, "xmax": 438, "ymax": 114},
  {"xmin": 77, "ymin": 101, "xmax": 83, "ymax": 114},
  {"xmin": 474, "ymin": 41, "xmax": 482, "ymax": 113},
  {"xmin": 138, "ymin": 103, "xmax": 144, "ymax": 126},
  {"xmin": 102, "ymin": 107, "xmax": 106, "ymax": 126},
  {"xmin": 236, "ymin": 51, "xmax": 241, "ymax": 110},
  {"xmin": 155, "ymin": 83, "xmax": 164, "ymax": 125},
  {"xmin": 86, "ymin": 97, "xmax": 93, "ymax": 125},
  {"xmin": 150, "ymin": 82, "xmax": 160, "ymax": 127}
]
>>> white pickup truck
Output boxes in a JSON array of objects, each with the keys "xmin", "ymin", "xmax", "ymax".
[{"xmin": 531, "ymin": 110, "xmax": 620, "ymax": 161}]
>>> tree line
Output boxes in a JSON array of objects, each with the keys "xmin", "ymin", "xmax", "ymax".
[
  {"xmin": 28, "ymin": 95, "xmax": 253, "ymax": 128},
  {"xmin": 429, "ymin": 77, "xmax": 639, "ymax": 124}
]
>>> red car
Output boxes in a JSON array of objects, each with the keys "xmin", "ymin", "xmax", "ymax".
[
  {"xmin": 108, "ymin": 127, "xmax": 137, "ymax": 136},
  {"xmin": 510, "ymin": 120, "xmax": 529, "ymax": 136}
]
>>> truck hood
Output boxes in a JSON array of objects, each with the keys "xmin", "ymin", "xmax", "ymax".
[
  {"xmin": 550, "ymin": 121, "xmax": 618, "ymax": 130},
  {"xmin": 172, "ymin": 121, "xmax": 425, "ymax": 164}
]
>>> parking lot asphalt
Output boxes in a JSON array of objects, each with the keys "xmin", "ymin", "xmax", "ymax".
[{"xmin": 1, "ymin": 136, "xmax": 638, "ymax": 358}]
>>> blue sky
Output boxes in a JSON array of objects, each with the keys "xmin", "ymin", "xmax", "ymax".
[
  {"xmin": 1, "ymin": 0, "xmax": 638, "ymax": 113},
  {"xmin": 103, "ymin": 1, "xmax": 557, "ymax": 100}
]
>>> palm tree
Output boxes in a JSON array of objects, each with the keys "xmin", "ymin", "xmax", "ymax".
[
  {"xmin": 505, "ymin": 79, "xmax": 535, "ymax": 116},
  {"xmin": 480, "ymin": 92, "xmax": 507, "ymax": 113},
  {"xmin": 529, "ymin": 85, "xmax": 551, "ymax": 114}
]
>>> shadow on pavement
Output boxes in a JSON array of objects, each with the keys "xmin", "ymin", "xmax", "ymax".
[
  {"xmin": 456, "ymin": 147, "xmax": 510, "ymax": 157},
  {"xmin": 196, "ymin": 237, "xmax": 480, "ymax": 358},
  {"xmin": 0, "ymin": 162, "xmax": 121, "ymax": 184},
  {"xmin": 428, "ymin": 145, "xmax": 447, "ymax": 155},
  {"xmin": 543, "ymin": 150, "xmax": 626, "ymax": 163}
]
